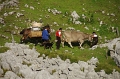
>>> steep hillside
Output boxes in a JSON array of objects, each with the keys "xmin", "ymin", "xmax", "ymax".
[
  {"xmin": 0, "ymin": 0, "xmax": 120, "ymax": 45},
  {"xmin": 0, "ymin": 43, "xmax": 120, "ymax": 79},
  {"xmin": 0, "ymin": 0, "xmax": 120, "ymax": 73}
]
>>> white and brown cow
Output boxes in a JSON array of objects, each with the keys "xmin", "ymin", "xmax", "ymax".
[{"xmin": 61, "ymin": 30, "xmax": 93, "ymax": 48}]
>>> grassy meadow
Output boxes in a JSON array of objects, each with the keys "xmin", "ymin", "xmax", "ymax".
[{"xmin": 0, "ymin": 0, "xmax": 120, "ymax": 74}]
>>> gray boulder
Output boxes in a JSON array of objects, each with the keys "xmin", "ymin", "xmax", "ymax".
[
  {"xmin": 0, "ymin": 67, "xmax": 3, "ymax": 77},
  {"xmin": 97, "ymin": 70, "xmax": 106, "ymax": 78},
  {"xmin": 115, "ymin": 41, "xmax": 120, "ymax": 55},
  {"xmin": 1, "ymin": 61, "xmax": 11, "ymax": 70},
  {"xmin": 35, "ymin": 70, "xmax": 53, "ymax": 79},
  {"xmin": 4, "ymin": 71, "xmax": 20, "ymax": 79},
  {"xmin": 112, "ymin": 69, "xmax": 120, "ymax": 79},
  {"xmin": 85, "ymin": 71, "xmax": 99, "ymax": 79}
]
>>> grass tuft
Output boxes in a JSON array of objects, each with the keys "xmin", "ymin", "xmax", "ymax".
[{"xmin": 0, "ymin": 47, "xmax": 10, "ymax": 53}]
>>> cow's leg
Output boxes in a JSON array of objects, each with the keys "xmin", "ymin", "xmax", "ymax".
[
  {"xmin": 79, "ymin": 42, "xmax": 83, "ymax": 48},
  {"xmin": 61, "ymin": 38, "xmax": 66, "ymax": 47},
  {"xmin": 61, "ymin": 41, "xmax": 65, "ymax": 47},
  {"xmin": 79, "ymin": 40, "xmax": 84, "ymax": 49},
  {"xmin": 68, "ymin": 42, "xmax": 73, "ymax": 48}
]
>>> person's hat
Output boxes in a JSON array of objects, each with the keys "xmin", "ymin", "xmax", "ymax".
[{"xmin": 59, "ymin": 28, "xmax": 62, "ymax": 30}]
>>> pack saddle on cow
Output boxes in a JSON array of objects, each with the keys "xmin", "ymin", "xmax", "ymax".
[{"xmin": 29, "ymin": 22, "xmax": 43, "ymax": 38}]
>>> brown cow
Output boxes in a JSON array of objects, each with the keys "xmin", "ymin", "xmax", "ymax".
[
  {"xmin": 61, "ymin": 30, "xmax": 93, "ymax": 48},
  {"xmin": 19, "ymin": 24, "xmax": 51, "ymax": 45}
]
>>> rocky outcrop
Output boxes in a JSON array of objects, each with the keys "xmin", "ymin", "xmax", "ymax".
[
  {"xmin": 71, "ymin": 11, "xmax": 82, "ymax": 24},
  {"xmin": 90, "ymin": 37, "xmax": 120, "ymax": 67},
  {"xmin": 0, "ymin": 43, "xmax": 120, "ymax": 79},
  {"xmin": 106, "ymin": 38, "xmax": 120, "ymax": 67}
]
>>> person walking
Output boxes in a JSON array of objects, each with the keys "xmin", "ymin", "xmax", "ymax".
[
  {"xmin": 42, "ymin": 26, "xmax": 50, "ymax": 43},
  {"xmin": 55, "ymin": 28, "xmax": 62, "ymax": 50},
  {"xmin": 91, "ymin": 32, "xmax": 98, "ymax": 47}
]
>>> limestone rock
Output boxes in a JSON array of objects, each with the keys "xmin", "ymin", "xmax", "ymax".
[
  {"xmin": 0, "ymin": 67, "xmax": 3, "ymax": 77},
  {"xmin": 0, "ymin": 43, "xmax": 120, "ymax": 79}
]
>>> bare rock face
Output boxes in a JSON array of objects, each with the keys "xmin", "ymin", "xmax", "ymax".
[
  {"xmin": 90, "ymin": 37, "xmax": 120, "ymax": 67},
  {"xmin": 105, "ymin": 38, "xmax": 120, "ymax": 67},
  {"xmin": 4, "ymin": 71, "xmax": 20, "ymax": 79},
  {"xmin": 0, "ymin": 43, "xmax": 120, "ymax": 79},
  {"xmin": 0, "ymin": 67, "xmax": 3, "ymax": 77},
  {"xmin": 115, "ymin": 41, "xmax": 120, "ymax": 55}
]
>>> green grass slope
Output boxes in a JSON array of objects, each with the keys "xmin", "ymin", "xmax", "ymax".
[{"xmin": 0, "ymin": 0, "xmax": 120, "ymax": 74}]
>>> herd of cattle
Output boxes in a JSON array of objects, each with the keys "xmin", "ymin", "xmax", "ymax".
[{"xmin": 20, "ymin": 23, "xmax": 94, "ymax": 49}]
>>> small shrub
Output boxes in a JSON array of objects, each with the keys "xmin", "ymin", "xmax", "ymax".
[{"xmin": 95, "ymin": 63, "xmax": 113, "ymax": 74}]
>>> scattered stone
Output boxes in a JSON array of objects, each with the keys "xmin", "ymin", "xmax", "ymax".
[
  {"xmin": 0, "ymin": 18, "xmax": 5, "ymax": 24},
  {"xmin": 71, "ymin": 11, "xmax": 82, "ymax": 24},
  {"xmin": 66, "ymin": 27, "xmax": 75, "ymax": 30},
  {"xmin": 8, "ymin": 11, "xmax": 16, "ymax": 15},
  {"xmin": 7, "ymin": 0, "xmax": 19, "ymax": 7},
  {"xmin": 3, "ymin": 13, "xmax": 8, "ymax": 17},
  {"xmin": 16, "ymin": 12, "xmax": 24, "ymax": 18},
  {"xmin": 48, "ymin": 8, "xmax": 62, "ymax": 15},
  {"xmin": 30, "ymin": 6, "xmax": 35, "ymax": 10}
]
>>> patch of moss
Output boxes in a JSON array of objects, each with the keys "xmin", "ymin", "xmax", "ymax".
[
  {"xmin": 0, "ymin": 47, "xmax": 10, "ymax": 53},
  {"xmin": 22, "ymin": 61, "xmax": 31, "ymax": 67},
  {"xmin": 51, "ymin": 69, "xmax": 56, "ymax": 75}
]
